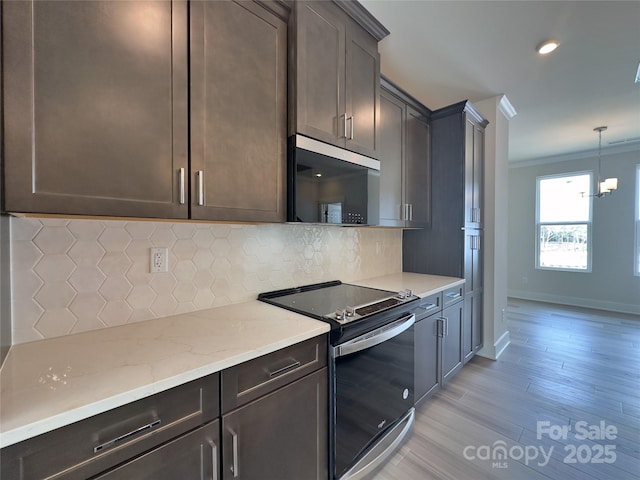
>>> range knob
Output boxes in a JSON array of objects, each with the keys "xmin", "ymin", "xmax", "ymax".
[
  {"xmin": 334, "ymin": 309, "xmax": 346, "ymax": 321},
  {"xmin": 396, "ymin": 289, "xmax": 413, "ymax": 299},
  {"xmin": 346, "ymin": 306, "xmax": 356, "ymax": 317}
]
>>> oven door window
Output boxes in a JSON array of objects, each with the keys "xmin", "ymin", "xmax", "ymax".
[{"xmin": 333, "ymin": 320, "xmax": 414, "ymax": 477}]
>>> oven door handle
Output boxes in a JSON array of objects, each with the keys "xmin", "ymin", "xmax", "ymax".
[{"xmin": 334, "ymin": 313, "xmax": 415, "ymax": 358}]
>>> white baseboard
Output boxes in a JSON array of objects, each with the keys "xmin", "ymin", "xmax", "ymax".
[
  {"xmin": 508, "ymin": 290, "xmax": 640, "ymax": 316},
  {"xmin": 477, "ymin": 330, "xmax": 510, "ymax": 360}
]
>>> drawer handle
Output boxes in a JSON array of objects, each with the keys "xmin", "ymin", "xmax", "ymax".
[
  {"xmin": 94, "ymin": 419, "xmax": 161, "ymax": 453},
  {"xmin": 446, "ymin": 292, "xmax": 461, "ymax": 299},
  {"xmin": 267, "ymin": 360, "xmax": 301, "ymax": 378},
  {"xmin": 417, "ymin": 303, "xmax": 437, "ymax": 311}
]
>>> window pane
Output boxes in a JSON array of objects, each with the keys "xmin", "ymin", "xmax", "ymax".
[
  {"xmin": 539, "ymin": 174, "xmax": 591, "ymax": 222},
  {"xmin": 539, "ymin": 224, "xmax": 588, "ymax": 270}
]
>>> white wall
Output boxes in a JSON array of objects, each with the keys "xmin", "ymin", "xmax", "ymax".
[
  {"xmin": 508, "ymin": 147, "xmax": 640, "ymax": 314},
  {"xmin": 475, "ymin": 96, "xmax": 514, "ymax": 359}
]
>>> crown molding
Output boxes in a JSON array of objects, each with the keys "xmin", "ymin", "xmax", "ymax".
[
  {"xmin": 498, "ymin": 95, "xmax": 517, "ymax": 120},
  {"xmin": 333, "ymin": 0, "xmax": 390, "ymax": 41},
  {"xmin": 509, "ymin": 141, "xmax": 640, "ymax": 168}
]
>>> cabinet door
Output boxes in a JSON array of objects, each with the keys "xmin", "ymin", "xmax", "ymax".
[
  {"xmin": 464, "ymin": 119, "xmax": 483, "ymax": 228},
  {"xmin": 3, "ymin": 1, "xmax": 188, "ymax": 218},
  {"xmin": 473, "ymin": 125, "xmax": 484, "ymax": 225},
  {"xmin": 222, "ymin": 368, "xmax": 328, "ymax": 480},
  {"xmin": 345, "ymin": 20, "xmax": 380, "ymax": 158},
  {"xmin": 294, "ymin": 1, "xmax": 346, "ymax": 147},
  {"xmin": 378, "ymin": 89, "xmax": 405, "ymax": 226},
  {"xmin": 441, "ymin": 301, "xmax": 463, "ymax": 383},
  {"xmin": 94, "ymin": 421, "xmax": 219, "ymax": 480},
  {"xmin": 463, "ymin": 294, "xmax": 473, "ymax": 363},
  {"xmin": 405, "ymin": 106, "xmax": 431, "ymax": 227},
  {"xmin": 463, "ymin": 291, "xmax": 483, "ymax": 363},
  {"xmin": 190, "ymin": 0, "xmax": 286, "ymax": 222},
  {"xmin": 414, "ymin": 313, "xmax": 440, "ymax": 404}
]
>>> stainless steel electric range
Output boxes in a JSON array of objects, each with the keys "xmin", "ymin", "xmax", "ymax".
[{"xmin": 259, "ymin": 280, "xmax": 419, "ymax": 480}]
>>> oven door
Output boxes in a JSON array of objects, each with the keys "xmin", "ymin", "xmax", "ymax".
[{"xmin": 332, "ymin": 313, "xmax": 415, "ymax": 479}]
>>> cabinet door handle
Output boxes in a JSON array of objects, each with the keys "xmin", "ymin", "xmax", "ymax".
[
  {"xmin": 342, "ymin": 113, "xmax": 348, "ymax": 139},
  {"xmin": 94, "ymin": 418, "xmax": 161, "ymax": 453},
  {"xmin": 197, "ymin": 170, "xmax": 205, "ymax": 206},
  {"xmin": 179, "ymin": 168, "xmax": 185, "ymax": 204},
  {"xmin": 348, "ymin": 115, "xmax": 354, "ymax": 139},
  {"xmin": 409, "ymin": 203, "xmax": 413, "ymax": 221},
  {"xmin": 436, "ymin": 318, "xmax": 444, "ymax": 338},
  {"xmin": 402, "ymin": 203, "xmax": 409, "ymax": 221},
  {"xmin": 208, "ymin": 440, "xmax": 218, "ymax": 480},
  {"xmin": 229, "ymin": 428, "xmax": 239, "ymax": 478},
  {"xmin": 443, "ymin": 316, "xmax": 449, "ymax": 336}
]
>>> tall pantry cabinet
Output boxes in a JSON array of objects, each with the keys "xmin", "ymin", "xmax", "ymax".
[{"xmin": 403, "ymin": 100, "xmax": 488, "ymax": 364}]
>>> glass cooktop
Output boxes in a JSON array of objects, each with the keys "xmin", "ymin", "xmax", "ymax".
[{"xmin": 258, "ymin": 281, "xmax": 415, "ymax": 324}]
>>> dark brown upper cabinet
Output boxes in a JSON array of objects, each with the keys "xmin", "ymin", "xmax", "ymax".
[
  {"xmin": 290, "ymin": 1, "xmax": 389, "ymax": 159},
  {"xmin": 190, "ymin": 0, "xmax": 288, "ymax": 222},
  {"xmin": 2, "ymin": 0, "xmax": 189, "ymax": 218},
  {"xmin": 379, "ymin": 78, "xmax": 431, "ymax": 228},
  {"xmin": 2, "ymin": 0, "xmax": 288, "ymax": 223}
]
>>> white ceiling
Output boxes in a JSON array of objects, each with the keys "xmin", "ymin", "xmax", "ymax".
[{"xmin": 360, "ymin": 0, "xmax": 640, "ymax": 163}]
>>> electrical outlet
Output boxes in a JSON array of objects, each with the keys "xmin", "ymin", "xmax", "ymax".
[{"xmin": 150, "ymin": 247, "xmax": 168, "ymax": 273}]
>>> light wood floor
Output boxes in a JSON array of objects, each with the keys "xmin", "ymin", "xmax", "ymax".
[{"xmin": 372, "ymin": 299, "xmax": 640, "ymax": 480}]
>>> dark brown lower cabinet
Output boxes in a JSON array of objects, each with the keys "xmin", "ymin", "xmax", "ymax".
[
  {"xmin": 463, "ymin": 291, "xmax": 483, "ymax": 363},
  {"xmin": 441, "ymin": 300, "xmax": 464, "ymax": 383},
  {"xmin": 0, "ymin": 374, "xmax": 220, "ymax": 480},
  {"xmin": 414, "ymin": 294, "xmax": 442, "ymax": 405},
  {"xmin": 94, "ymin": 421, "xmax": 220, "ymax": 480},
  {"xmin": 414, "ymin": 288, "xmax": 465, "ymax": 407},
  {"xmin": 221, "ymin": 368, "xmax": 328, "ymax": 480}
]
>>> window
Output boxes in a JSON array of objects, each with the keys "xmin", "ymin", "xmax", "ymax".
[
  {"xmin": 536, "ymin": 172, "xmax": 592, "ymax": 271},
  {"xmin": 635, "ymin": 165, "xmax": 640, "ymax": 276}
]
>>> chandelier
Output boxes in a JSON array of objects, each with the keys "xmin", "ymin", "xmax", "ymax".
[{"xmin": 583, "ymin": 126, "xmax": 618, "ymax": 198}]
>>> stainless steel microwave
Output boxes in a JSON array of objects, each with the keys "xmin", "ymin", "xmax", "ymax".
[{"xmin": 287, "ymin": 135, "xmax": 380, "ymax": 225}]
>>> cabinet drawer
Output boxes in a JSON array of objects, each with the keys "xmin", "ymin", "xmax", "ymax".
[
  {"xmin": 443, "ymin": 285, "xmax": 464, "ymax": 307},
  {"xmin": 414, "ymin": 292, "xmax": 441, "ymax": 320},
  {"xmin": 1, "ymin": 373, "xmax": 219, "ymax": 480},
  {"xmin": 222, "ymin": 335, "xmax": 327, "ymax": 413}
]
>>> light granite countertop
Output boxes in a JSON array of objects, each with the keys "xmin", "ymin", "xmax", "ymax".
[
  {"xmin": 352, "ymin": 272, "xmax": 464, "ymax": 298},
  {"xmin": 0, "ymin": 273, "xmax": 462, "ymax": 448}
]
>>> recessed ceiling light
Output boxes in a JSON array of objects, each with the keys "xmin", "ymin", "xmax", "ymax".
[{"xmin": 536, "ymin": 40, "xmax": 559, "ymax": 55}]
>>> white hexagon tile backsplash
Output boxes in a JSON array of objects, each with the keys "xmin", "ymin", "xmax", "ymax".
[{"xmin": 9, "ymin": 217, "xmax": 402, "ymax": 344}]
